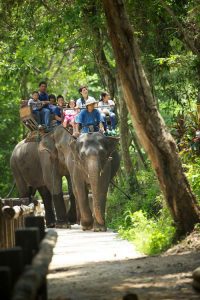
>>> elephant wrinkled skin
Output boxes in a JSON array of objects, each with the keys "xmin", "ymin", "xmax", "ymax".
[
  {"xmin": 69, "ymin": 132, "xmax": 120, "ymax": 232},
  {"xmin": 10, "ymin": 126, "xmax": 78, "ymax": 227}
]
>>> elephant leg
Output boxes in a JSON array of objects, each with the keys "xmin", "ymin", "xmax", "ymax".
[
  {"xmin": 76, "ymin": 202, "xmax": 81, "ymax": 225},
  {"xmin": 53, "ymin": 193, "xmax": 70, "ymax": 227},
  {"xmin": 40, "ymin": 153, "xmax": 69, "ymax": 226},
  {"xmin": 66, "ymin": 175, "xmax": 77, "ymax": 224},
  {"xmin": 38, "ymin": 186, "xmax": 56, "ymax": 227},
  {"xmin": 28, "ymin": 186, "xmax": 36, "ymax": 204},
  {"xmin": 73, "ymin": 173, "xmax": 93, "ymax": 230}
]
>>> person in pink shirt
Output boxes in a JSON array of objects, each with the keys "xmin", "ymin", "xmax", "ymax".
[{"xmin": 63, "ymin": 99, "xmax": 79, "ymax": 131}]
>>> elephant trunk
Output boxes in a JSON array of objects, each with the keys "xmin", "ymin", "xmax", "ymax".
[{"xmin": 87, "ymin": 158, "xmax": 104, "ymax": 225}]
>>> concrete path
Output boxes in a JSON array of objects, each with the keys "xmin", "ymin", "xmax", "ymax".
[
  {"xmin": 48, "ymin": 226, "xmax": 200, "ymax": 300},
  {"xmin": 48, "ymin": 225, "xmax": 141, "ymax": 300}
]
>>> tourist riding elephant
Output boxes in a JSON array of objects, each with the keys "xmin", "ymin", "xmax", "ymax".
[
  {"xmin": 68, "ymin": 132, "xmax": 120, "ymax": 231},
  {"xmin": 10, "ymin": 126, "xmax": 78, "ymax": 227}
]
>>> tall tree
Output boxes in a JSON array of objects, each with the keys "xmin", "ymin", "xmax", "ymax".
[{"xmin": 102, "ymin": 0, "xmax": 200, "ymax": 234}]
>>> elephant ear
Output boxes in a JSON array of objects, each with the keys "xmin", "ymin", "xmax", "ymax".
[
  {"xmin": 69, "ymin": 139, "xmax": 79, "ymax": 161},
  {"xmin": 38, "ymin": 133, "xmax": 57, "ymax": 159},
  {"xmin": 105, "ymin": 136, "xmax": 120, "ymax": 156}
]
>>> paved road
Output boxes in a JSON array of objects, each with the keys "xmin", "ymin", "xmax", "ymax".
[{"xmin": 48, "ymin": 225, "xmax": 141, "ymax": 300}]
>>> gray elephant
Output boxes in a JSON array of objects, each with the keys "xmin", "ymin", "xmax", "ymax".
[
  {"xmin": 69, "ymin": 132, "xmax": 120, "ymax": 231},
  {"xmin": 10, "ymin": 127, "xmax": 78, "ymax": 227}
]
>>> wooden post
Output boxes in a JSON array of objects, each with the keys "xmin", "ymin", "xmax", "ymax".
[
  {"xmin": 0, "ymin": 267, "xmax": 12, "ymax": 300},
  {"xmin": 0, "ymin": 247, "xmax": 24, "ymax": 287},
  {"xmin": 15, "ymin": 228, "xmax": 40, "ymax": 265},
  {"xmin": 12, "ymin": 230, "xmax": 57, "ymax": 300},
  {"xmin": 25, "ymin": 216, "xmax": 45, "ymax": 241}
]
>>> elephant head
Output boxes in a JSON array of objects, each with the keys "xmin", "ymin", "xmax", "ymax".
[{"xmin": 70, "ymin": 132, "xmax": 120, "ymax": 228}]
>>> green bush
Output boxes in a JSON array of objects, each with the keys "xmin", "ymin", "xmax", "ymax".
[
  {"xmin": 106, "ymin": 169, "xmax": 176, "ymax": 255},
  {"xmin": 182, "ymin": 157, "xmax": 200, "ymax": 202},
  {"xmin": 106, "ymin": 169, "xmax": 161, "ymax": 230},
  {"xmin": 119, "ymin": 209, "xmax": 175, "ymax": 255}
]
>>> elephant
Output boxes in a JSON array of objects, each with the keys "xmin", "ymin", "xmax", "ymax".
[
  {"xmin": 10, "ymin": 126, "xmax": 78, "ymax": 228},
  {"xmin": 69, "ymin": 132, "xmax": 120, "ymax": 231}
]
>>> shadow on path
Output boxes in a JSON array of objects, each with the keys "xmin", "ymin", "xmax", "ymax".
[{"xmin": 48, "ymin": 226, "xmax": 200, "ymax": 300}]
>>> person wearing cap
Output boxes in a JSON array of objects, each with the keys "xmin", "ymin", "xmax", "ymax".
[
  {"xmin": 76, "ymin": 86, "xmax": 96, "ymax": 108},
  {"xmin": 74, "ymin": 98, "xmax": 104, "ymax": 135}
]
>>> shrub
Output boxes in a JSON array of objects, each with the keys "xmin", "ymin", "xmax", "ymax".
[
  {"xmin": 106, "ymin": 169, "xmax": 176, "ymax": 255},
  {"xmin": 119, "ymin": 209, "xmax": 175, "ymax": 255}
]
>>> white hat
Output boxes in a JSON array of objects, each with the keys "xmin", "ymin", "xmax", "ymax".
[{"xmin": 85, "ymin": 98, "xmax": 97, "ymax": 106}]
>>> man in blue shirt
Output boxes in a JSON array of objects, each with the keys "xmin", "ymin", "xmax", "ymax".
[
  {"xmin": 75, "ymin": 98, "xmax": 104, "ymax": 134},
  {"xmin": 38, "ymin": 81, "xmax": 49, "ymax": 101},
  {"xmin": 38, "ymin": 81, "xmax": 51, "ymax": 131}
]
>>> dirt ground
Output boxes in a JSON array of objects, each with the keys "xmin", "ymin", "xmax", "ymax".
[{"xmin": 47, "ymin": 226, "xmax": 200, "ymax": 300}]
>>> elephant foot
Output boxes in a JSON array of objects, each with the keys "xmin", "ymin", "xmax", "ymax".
[
  {"xmin": 93, "ymin": 226, "xmax": 107, "ymax": 232},
  {"xmin": 68, "ymin": 216, "xmax": 80, "ymax": 225},
  {"xmin": 82, "ymin": 224, "xmax": 93, "ymax": 231},
  {"xmin": 81, "ymin": 220, "xmax": 93, "ymax": 231},
  {"xmin": 46, "ymin": 222, "xmax": 56, "ymax": 228},
  {"xmin": 81, "ymin": 218, "xmax": 93, "ymax": 231},
  {"xmin": 56, "ymin": 223, "xmax": 71, "ymax": 229},
  {"xmin": 67, "ymin": 212, "xmax": 77, "ymax": 225},
  {"xmin": 93, "ymin": 223, "xmax": 107, "ymax": 232}
]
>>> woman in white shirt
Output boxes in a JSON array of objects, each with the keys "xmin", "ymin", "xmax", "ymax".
[{"xmin": 98, "ymin": 92, "xmax": 116, "ymax": 131}]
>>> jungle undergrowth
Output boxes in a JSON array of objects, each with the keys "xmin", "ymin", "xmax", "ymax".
[{"xmin": 106, "ymin": 168, "xmax": 176, "ymax": 255}]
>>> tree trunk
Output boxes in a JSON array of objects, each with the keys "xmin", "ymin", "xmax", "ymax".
[
  {"xmin": 119, "ymin": 95, "xmax": 133, "ymax": 175},
  {"xmin": 130, "ymin": 129, "xmax": 148, "ymax": 170},
  {"xmin": 102, "ymin": 0, "xmax": 200, "ymax": 234},
  {"xmin": 118, "ymin": 91, "xmax": 139, "ymax": 191}
]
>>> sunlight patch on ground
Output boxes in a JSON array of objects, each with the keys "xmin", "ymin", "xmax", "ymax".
[
  {"xmin": 112, "ymin": 271, "xmax": 192, "ymax": 291},
  {"xmin": 49, "ymin": 225, "xmax": 142, "ymax": 270}
]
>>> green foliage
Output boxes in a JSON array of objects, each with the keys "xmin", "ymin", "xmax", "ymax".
[
  {"xmin": 107, "ymin": 169, "xmax": 176, "ymax": 255},
  {"xmin": 0, "ymin": 0, "xmax": 199, "ymax": 255},
  {"xmin": 0, "ymin": 0, "xmax": 105, "ymax": 195},
  {"xmin": 181, "ymin": 156, "xmax": 200, "ymax": 202},
  {"xmin": 107, "ymin": 169, "xmax": 160, "ymax": 229},
  {"xmin": 119, "ymin": 209, "xmax": 175, "ymax": 255}
]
